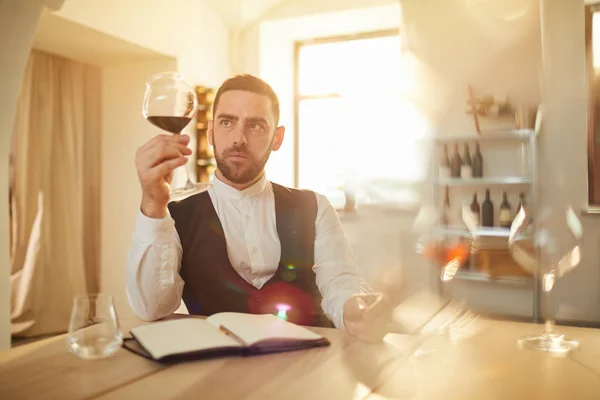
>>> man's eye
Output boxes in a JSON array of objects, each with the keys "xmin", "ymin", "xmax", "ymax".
[
  {"xmin": 250, "ymin": 123, "xmax": 263, "ymax": 131},
  {"xmin": 220, "ymin": 120, "xmax": 231, "ymax": 127}
]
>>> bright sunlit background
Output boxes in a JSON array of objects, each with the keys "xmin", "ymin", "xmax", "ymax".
[{"xmin": 296, "ymin": 33, "xmax": 427, "ymax": 207}]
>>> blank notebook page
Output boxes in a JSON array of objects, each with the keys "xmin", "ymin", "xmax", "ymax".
[
  {"xmin": 206, "ymin": 313, "xmax": 323, "ymax": 346},
  {"xmin": 130, "ymin": 319, "xmax": 242, "ymax": 360}
]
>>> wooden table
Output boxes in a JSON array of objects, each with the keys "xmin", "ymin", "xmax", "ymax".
[{"xmin": 1, "ymin": 315, "xmax": 599, "ymax": 399}]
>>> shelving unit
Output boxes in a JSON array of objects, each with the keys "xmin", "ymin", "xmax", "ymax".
[
  {"xmin": 453, "ymin": 270, "xmax": 533, "ymax": 285},
  {"xmin": 432, "ymin": 128, "xmax": 540, "ymax": 321},
  {"xmin": 194, "ymin": 85, "xmax": 216, "ymax": 183}
]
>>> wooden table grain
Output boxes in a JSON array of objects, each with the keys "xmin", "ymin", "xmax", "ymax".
[
  {"xmin": 367, "ymin": 319, "xmax": 600, "ymax": 400},
  {"xmin": 1, "ymin": 314, "xmax": 599, "ymax": 400}
]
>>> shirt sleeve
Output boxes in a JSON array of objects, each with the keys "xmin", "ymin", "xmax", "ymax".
[
  {"xmin": 125, "ymin": 209, "xmax": 184, "ymax": 321},
  {"xmin": 312, "ymin": 193, "xmax": 371, "ymax": 329}
]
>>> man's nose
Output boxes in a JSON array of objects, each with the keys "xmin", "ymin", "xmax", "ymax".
[{"xmin": 231, "ymin": 124, "xmax": 248, "ymax": 145}]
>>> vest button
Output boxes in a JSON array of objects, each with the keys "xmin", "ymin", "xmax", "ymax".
[{"xmin": 256, "ymin": 295, "xmax": 263, "ymax": 302}]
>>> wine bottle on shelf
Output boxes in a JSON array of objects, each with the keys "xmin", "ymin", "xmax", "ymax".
[
  {"xmin": 514, "ymin": 192, "xmax": 531, "ymax": 223},
  {"xmin": 499, "ymin": 191, "xmax": 512, "ymax": 228},
  {"xmin": 441, "ymin": 186, "xmax": 451, "ymax": 226},
  {"xmin": 517, "ymin": 192, "xmax": 526, "ymax": 212},
  {"xmin": 470, "ymin": 192, "xmax": 480, "ymax": 227},
  {"xmin": 482, "ymin": 188, "xmax": 494, "ymax": 227},
  {"xmin": 439, "ymin": 144, "xmax": 451, "ymax": 178},
  {"xmin": 450, "ymin": 143, "xmax": 462, "ymax": 178},
  {"xmin": 461, "ymin": 143, "xmax": 473, "ymax": 179},
  {"xmin": 472, "ymin": 142, "xmax": 483, "ymax": 178}
]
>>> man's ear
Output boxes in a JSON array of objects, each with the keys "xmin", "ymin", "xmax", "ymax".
[
  {"xmin": 207, "ymin": 120, "xmax": 214, "ymax": 146},
  {"xmin": 272, "ymin": 126, "xmax": 285, "ymax": 151}
]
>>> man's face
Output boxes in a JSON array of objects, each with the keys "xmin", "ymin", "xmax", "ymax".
[{"xmin": 208, "ymin": 90, "xmax": 284, "ymax": 185}]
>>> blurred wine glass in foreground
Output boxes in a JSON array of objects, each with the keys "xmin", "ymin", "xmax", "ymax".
[
  {"xmin": 410, "ymin": 201, "xmax": 478, "ymax": 342},
  {"xmin": 414, "ymin": 203, "xmax": 476, "ymax": 283},
  {"xmin": 509, "ymin": 202, "xmax": 583, "ymax": 354}
]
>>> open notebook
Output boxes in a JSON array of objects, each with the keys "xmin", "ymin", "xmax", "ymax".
[{"xmin": 124, "ymin": 313, "xmax": 330, "ymax": 362}]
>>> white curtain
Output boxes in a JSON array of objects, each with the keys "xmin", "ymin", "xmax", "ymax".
[{"xmin": 10, "ymin": 50, "xmax": 101, "ymax": 337}]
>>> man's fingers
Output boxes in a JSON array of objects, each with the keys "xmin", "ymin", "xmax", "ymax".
[
  {"xmin": 145, "ymin": 144, "xmax": 191, "ymax": 168},
  {"xmin": 151, "ymin": 156, "xmax": 187, "ymax": 179},
  {"xmin": 343, "ymin": 293, "xmax": 384, "ymax": 323},
  {"xmin": 147, "ymin": 133, "xmax": 190, "ymax": 147}
]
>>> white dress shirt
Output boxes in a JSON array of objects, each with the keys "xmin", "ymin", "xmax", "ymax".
[{"xmin": 126, "ymin": 174, "xmax": 370, "ymax": 328}]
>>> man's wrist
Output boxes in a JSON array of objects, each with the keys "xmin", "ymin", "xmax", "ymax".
[{"xmin": 141, "ymin": 196, "xmax": 168, "ymax": 219}]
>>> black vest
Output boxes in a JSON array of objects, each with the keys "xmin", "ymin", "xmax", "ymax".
[{"xmin": 168, "ymin": 183, "xmax": 333, "ymax": 327}]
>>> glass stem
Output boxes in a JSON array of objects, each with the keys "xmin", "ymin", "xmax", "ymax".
[
  {"xmin": 183, "ymin": 161, "xmax": 194, "ymax": 186},
  {"xmin": 542, "ymin": 271, "xmax": 556, "ymax": 337}
]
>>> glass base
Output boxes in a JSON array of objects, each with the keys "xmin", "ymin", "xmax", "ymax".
[
  {"xmin": 170, "ymin": 181, "xmax": 212, "ymax": 202},
  {"xmin": 517, "ymin": 332, "xmax": 580, "ymax": 354}
]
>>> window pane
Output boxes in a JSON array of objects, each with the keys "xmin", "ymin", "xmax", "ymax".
[
  {"xmin": 298, "ymin": 35, "xmax": 402, "ymax": 97},
  {"xmin": 298, "ymin": 97, "xmax": 425, "ymax": 200}
]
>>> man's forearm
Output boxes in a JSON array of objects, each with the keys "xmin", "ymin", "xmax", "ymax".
[{"xmin": 125, "ymin": 211, "xmax": 184, "ymax": 320}]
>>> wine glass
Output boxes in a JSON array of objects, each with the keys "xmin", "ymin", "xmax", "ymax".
[
  {"xmin": 414, "ymin": 203, "xmax": 476, "ymax": 283},
  {"xmin": 142, "ymin": 72, "xmax": 211, "ymax": 201},
  {"xmin": 411, "ymin": 200, "xmax": 478, "ymax": 341},
  {"xmin": 509, "ymin": 202, "xmax": 583, "ymax": 354}
]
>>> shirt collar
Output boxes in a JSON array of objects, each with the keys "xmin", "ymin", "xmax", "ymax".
[{"xmin": 211, "ymin": 173, "xmax": 268, "ymax": 199}]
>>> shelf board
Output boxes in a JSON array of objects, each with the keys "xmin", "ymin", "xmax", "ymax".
[
  {"xmin": 452, "ymin": 270, "xmax": 532, "ymax": 285},
  {"xmin": 434, "ymin": 129, "xmax": 534, "ymax": 143},
  {"xmin": 440, "ymin": 226, "xmax": 511, "ymax": 238},
  {"xmin": 438, "ymin": 177, "xmax": 532, "ymax": 187}
]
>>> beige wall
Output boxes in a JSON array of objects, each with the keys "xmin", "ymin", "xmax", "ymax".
[
  {"xmin": 0, "ymin": 0, "xmax": 51, "ymax": 350},
  {"xmin": 259, "ymin": 0, "xmax": 398, "ymax": 21},
  {"xmin": 56, "ymin": 0, "xmax": 230, "ymax": 87}
]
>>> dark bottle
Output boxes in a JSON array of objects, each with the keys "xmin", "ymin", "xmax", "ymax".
[
  {"xmin": 439, "ymin": 144, "xmax": 451, "ymax": 178},
  {"xmin": 517, "ymin": 192, "xmax": 526, "ymax": 212},
  {"xmin": 450, "ymin": 143, "xmax": 462, "ymax": 178},
  {"xmin": 344, "ymin": 189, "xmax": 357, "ymax": 213},
  {"xmin": 461, "ymin": 143, "xmax": 473, "ymax": 179},
  {"xmin": 472, "ymin": 142, "xmax": 483, "ymax": 178},
  {"xmin": 470, "ymin": 192, "xmax": 480, "ymax": 226},
  {"xmin": 514, "ymin": 192, "xmax": 531, "ymax": 223},
  {"xmin": 441, "ymin": 186, "xmax": 451, "ymax": 226},
  {"xmin": 481, "ymin": 188, "xmax": 494, "ymax": 227},
  {"xmin": 499, "ymin": 191, "xmax": 512, "ymax": 228}
]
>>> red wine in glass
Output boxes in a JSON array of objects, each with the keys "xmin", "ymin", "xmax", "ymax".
[
  {"xmin": 146, "ymin": 116, "xmax": 192, "ymax": 134},
  {"xmin": 142, "ymin": 72, "xmax": 211, "ymax": 200}
]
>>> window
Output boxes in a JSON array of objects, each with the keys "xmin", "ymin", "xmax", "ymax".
[{"xmin": 294, "ymin": 30, "xmax": 425, "ymax": 208}]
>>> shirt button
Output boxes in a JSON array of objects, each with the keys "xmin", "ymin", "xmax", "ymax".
[
  {"xmin": 252, "ymin": 247, "xmax": 258, "ymax": 254},
  {"xmin": 245, "ymin": 215, "xmax": 251, "ymax": 221}
]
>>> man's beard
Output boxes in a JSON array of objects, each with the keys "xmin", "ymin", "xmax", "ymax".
[{"xmin": 214, "ymin": 140, "xmax": 273, "ymax": 185}]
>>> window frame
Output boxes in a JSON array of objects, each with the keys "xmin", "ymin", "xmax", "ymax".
[
  {"xmin": 587, "ymin": 4, "xmax": 600, "ymax": 206},
  {"xmin": 292, "ymin": 28, "xmax": 401, "ymax": 188}
]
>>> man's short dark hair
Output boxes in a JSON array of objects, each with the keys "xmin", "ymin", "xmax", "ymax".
[{"xmin": 212, "ymin": 74, "xmax": 280, "ymax": 126}]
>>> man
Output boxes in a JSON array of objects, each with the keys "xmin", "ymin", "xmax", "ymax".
[{"xmin": 126, "ymin": 74, "xmax": 390, "ymax": 338}]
